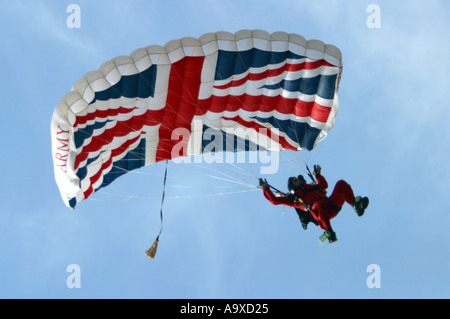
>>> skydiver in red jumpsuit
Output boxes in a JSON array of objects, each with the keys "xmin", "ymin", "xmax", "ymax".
[{"xmin": 258, "ymin": 165, "xmax": 369, "ymax": 243}]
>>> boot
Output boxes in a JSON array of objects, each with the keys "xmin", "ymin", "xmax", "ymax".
[
  {"xmin": 319, "ymin": 229, "xmax": 337, "ymax": 243},
  {"xmin": 353, "ymin": 196, "xmax": 369, "ymax": 217}
]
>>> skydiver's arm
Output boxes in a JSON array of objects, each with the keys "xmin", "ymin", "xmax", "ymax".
[
  {"xmin": 316, "ymin": 174, "xmax": 328, "ymax": 190},
  {"xmin": 262, "ymin": 187, "xmax": 309, "ymax": 211},
  {"xmin": 262, "ymin": 186, "xmax": 295, "ymax": 206}
]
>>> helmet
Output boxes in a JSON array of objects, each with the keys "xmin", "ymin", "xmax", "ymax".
[{"xmin": 288, "ymin": 175, "xmax": 305, "ymax": 191}]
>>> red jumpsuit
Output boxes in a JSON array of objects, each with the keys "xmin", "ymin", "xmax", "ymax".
[{"xmin": 263, "ymin": 175, "xmax": 356, "ymax": 231}]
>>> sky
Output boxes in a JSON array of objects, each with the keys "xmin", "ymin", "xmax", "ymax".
[{"xmin": 0, "ymin": 0, "xmax": 449, "ymax": 299}]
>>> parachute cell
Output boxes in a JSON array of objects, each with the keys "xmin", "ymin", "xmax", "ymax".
[{"xmin": 51, "ymin": 29, "xmax": 343, "ymax": 208}]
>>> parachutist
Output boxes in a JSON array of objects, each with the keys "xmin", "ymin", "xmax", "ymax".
[{"xmin": 259, "ymin": 165, "xmax": 369, "ymax": 243}]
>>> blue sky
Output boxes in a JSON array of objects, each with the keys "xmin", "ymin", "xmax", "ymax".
[{"xmin": 0, "ymin": 0, "xmax": 449, "ymax": 299}]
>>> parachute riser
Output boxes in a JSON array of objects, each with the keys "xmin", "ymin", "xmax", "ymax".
[{"xmin": 306, "ymin": 164, "xmax": 317, "ymax": 184}]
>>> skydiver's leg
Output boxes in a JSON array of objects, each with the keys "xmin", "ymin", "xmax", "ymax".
[
  {"xmin": 329, "ymin": 180, "xmax": 369, "ymax": 216},
  {"xmin": 328, "ymin": 180, "xmax": 356, "ymax": 208},
  {"xmin": 311, "ymin": 201, "xmax": 338, "ymax": 243},
  {"xmin": 310, "ymin": 201, "xmax": 332, "ymax": 231}
]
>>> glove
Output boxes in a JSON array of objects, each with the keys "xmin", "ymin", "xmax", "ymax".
[
  {"xmin": 313, "ymin": 165, "xmax": 322, "ymax": 176},
  {"xmin": 258, "ymin": 178, "xmax": 268, "ymax": 189}
]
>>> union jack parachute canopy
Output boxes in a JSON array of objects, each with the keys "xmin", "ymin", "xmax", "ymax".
[{"xmin": 51, "ymin": 29, "xmax": 343, "ymax": 208}]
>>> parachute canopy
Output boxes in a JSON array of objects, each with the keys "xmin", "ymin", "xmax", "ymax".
[{"xmin": 51, "ymin": 29, "xmax": 343, "ymax": 208}]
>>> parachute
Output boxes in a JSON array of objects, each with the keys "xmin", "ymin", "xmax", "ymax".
[{"xmin": 51, "ymin": 29, "xmax": 343, "ymax": 209}]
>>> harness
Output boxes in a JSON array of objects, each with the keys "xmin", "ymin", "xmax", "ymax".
[
  {"xmin": 327, "ymin": 198, "xmax": 342, "ymax": 212},
  {"xmin": 297, "ymin": 183, "xmax": 325, "ymax": 198},
  {"xmin": 298, "ymin": 184, "xmax": 341, "ymax": 212}
]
